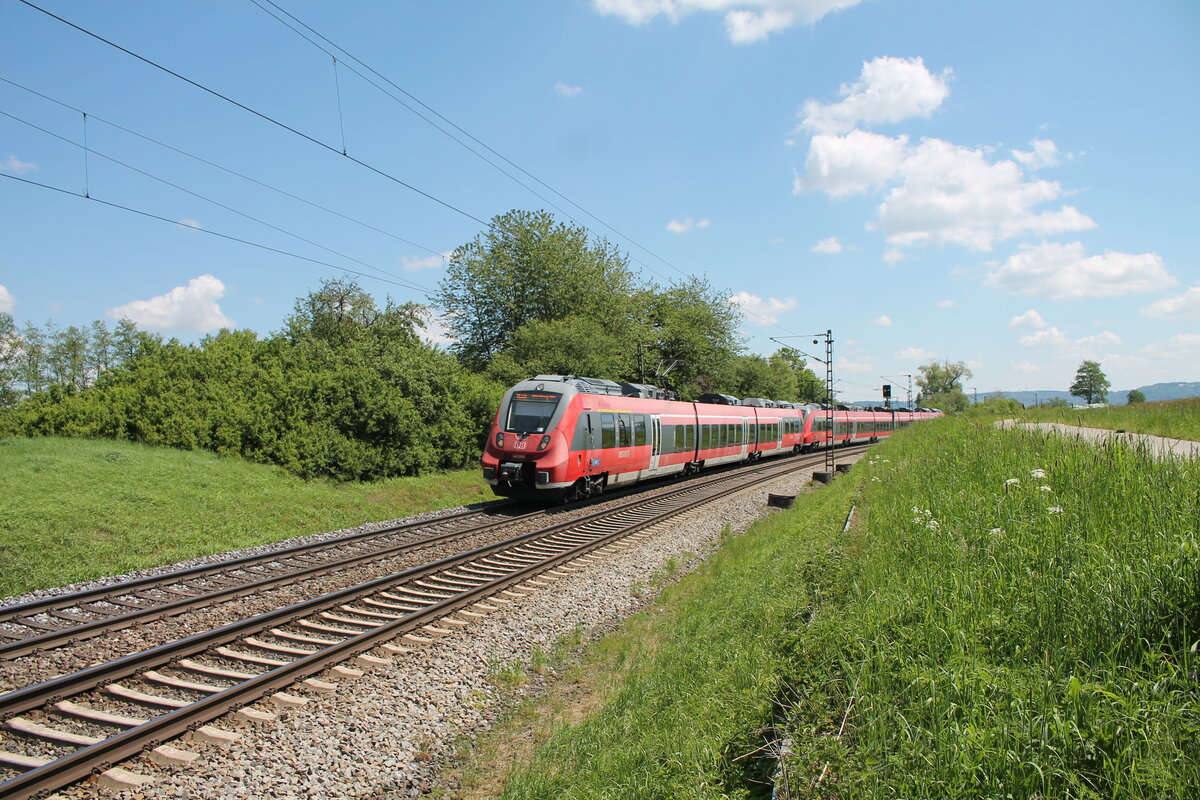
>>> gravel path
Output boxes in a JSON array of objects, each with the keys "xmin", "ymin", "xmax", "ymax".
[
  {"xmin": 994, "ymin": 419, "xmax": 1200, "ymax": 460},
  {"xmin": 26, "ymin": 456, "xmax": 858, "ymax": 799}
]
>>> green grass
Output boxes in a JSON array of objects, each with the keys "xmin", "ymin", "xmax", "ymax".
[
  {"xmin": 787, "ymin": 419, "xmax": 1199, "ymax": 798},
  {"xmin": 487, "ymin": 418, "xmax": 1199, "ymax": 799},
  {"xmin": 0, "ymin": 436, "xmax": 491, "ymax": 597},
  {"xmin": 1019, "ymin": 396, "xmax": 1200, "ymax": 441}
]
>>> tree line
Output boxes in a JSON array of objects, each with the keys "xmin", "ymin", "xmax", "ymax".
[{"xmin": 0, "ymin": 209, "xmax": 824, "ymax": 481}]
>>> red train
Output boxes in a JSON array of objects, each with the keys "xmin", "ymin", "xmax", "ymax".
[{"xmin": 482, "ymin": 375, "xmax": 941, "ymax": 502}]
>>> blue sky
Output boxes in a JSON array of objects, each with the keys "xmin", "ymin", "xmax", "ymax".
[{"xmin": 2, "ymin": 0, "xmax": 1197, "ymax": 398}]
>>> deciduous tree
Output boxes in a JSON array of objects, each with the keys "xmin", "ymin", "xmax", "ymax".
[
  {"xmin": 916, "ymin": 359, "xmax": 972, "ymax": 408},
  {"xmin": 437, "ymin": 209, "xmax": 638, "ymax": 369},
  {"xmin": 1069, "ymin": 360, "xmax": 1110, "ymax": 405}
]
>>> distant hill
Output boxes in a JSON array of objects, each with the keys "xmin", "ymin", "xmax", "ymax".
[
  {"xmin": 851, "ymin": 381, "xmax": 1200, "ymax": 409},
  {"xmin": 974, "ymin": 381, "xmax": 1200, "ymax": 408}
]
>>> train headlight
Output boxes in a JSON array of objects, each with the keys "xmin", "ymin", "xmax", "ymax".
[
  {"xmin": 537, "ymin": 435, "xmax": 551, "ymax": 451},
  {"xmin": 495, "ymin": 432, "xmax": 505, "ymax": 448}
]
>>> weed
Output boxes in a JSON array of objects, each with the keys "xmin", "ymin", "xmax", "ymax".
[{"xmin": 488, "ymin": 658, "xmax": 527, "ymax": 691}]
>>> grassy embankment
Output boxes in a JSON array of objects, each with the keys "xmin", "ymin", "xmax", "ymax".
[
  {"xmin": 475, "ymin": 417, "xmax": 1198, "ymax": 799},
  {"xmin": 0, "ymin": 436, "xmax": 490, "ymax": 598},
  {"xmin": 1019, "ymin": 396, "xmax": 1200, "ymax": 441}
]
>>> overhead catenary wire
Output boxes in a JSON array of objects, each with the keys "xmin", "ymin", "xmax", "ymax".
[
  {"xmin": 16, "ymin": 0, "xmax": 493, "ymax": 230},
  {"xmin": 0, "ymin": 74, "xmax": 445, "ymax": 259},
  {"xmin": 0, "ymin": 107, "xmax": 434, "ymax": 296},
  {"xmin": 1, "ymin": 172, "xmax": 433, "ymax": 295}
]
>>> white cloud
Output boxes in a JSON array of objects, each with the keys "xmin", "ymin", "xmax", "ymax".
[
  {"xmin": 795, "ymin": 129, "xmax": 909, "ymax": 197},
  {"xmin": 1017, "ymin": 326, "xmax": 1070, "ymax": 348},
  {"xmin": 882, "ymin": 247, "xmax": 904, "ymax": 264},
  {"xmin": 873, "ymin": 138, "xmax": 1095, "ymax": 250},
  {"xmin": 591, "ymin": 0, "xmax": 863, "ymax": 43},
  {"xmin": 0, "ymin": 284, "xmax": 14, "ymax": 313},
  {"xmin": 1140, "ymin": 285, "xmax": 1200, "ymax": 319},
  {"xmin": 836, "ymin": 355, "xmax": 875, "ymax": 373},
  {"xmin": 176, "ymin": 218, "xmax": 202, "ymax": 231},
  {"xmin": 872, "ymin": 314, "xmax": 892, "ymax": 326},
  {"xmin": 1077, "ymin": 330, "xmax": 1121, "ymax": 347},
  {"xmin": 666, "ymin": 217, "xmax": 711, "ymax": 233},
  {"xmin": 107, "ymin": 274, "xmax": 234, "ymax": 333},
  {"xmin": 419, "ymin": 309, "xmax": 456, "ymax": 348},
  {"xmin": 4, "ymin": 155, "xmax": 38, "ymax": 175},
  {"xmin": 1167, "ymin": 332, "xmax": 1200, "ymax": 349},
  {"xmin": 729, "ymin": 290, "xmax": 797, "ymax": 324},
  {"xmin": 811, "ymin": 236, "xmax": 843, "ymax": 254},
  {"xmin": 799, "ymin": 57, "xmax": 951, "ymax": 135},
  {"xmin": 935, "ymin": 299, "xmax": 955, "ymax": 308},
  {"xmin": 895, "ymin": 347, "xmax": 934, "ymax": 360},
  {"xmin": 401, "ymin": 251, "xmax": 453, "ymax": 272},
  {"xmin": 1011, "ymin": 139, "xmax": 1060, "ymax": 169},
  {"xmin": 1008, "ymin": 309, "xmax": 1048, "ymax": 329},
  {"xmin": 554, "ymin": 82, "xmax": 583, "ymax": 97},
  {"xmin": 795, "ymin": 106, "xmax": 1093, "ymax": 252},
  {"xmin": 1018, "ymin": 326, "xmax": 1121, "ymax": 360},
  {"xmin": 724, "ymin": 8, "xmax": 796, "ymax": 42},
  {"xmin": 985, "ymin": 241, "xmax": 1176, "ymax": 299},
  {"xmin": 1012, "ymin": 361, "xmax": 1041, "ymax": 373}
]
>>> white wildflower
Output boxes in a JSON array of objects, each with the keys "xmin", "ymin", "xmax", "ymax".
[
  {"xmin": 1047, "ymin": 506, "xmax": 1063, "ymax": 514},
  {"xmin": 1030, "ymin": 468, "xmax": 1047, "ymax": 479},
  {"xmin": 1005, "ymin": 478, "xmax": 1020, "ymax": 487},
  {"xmin": 1039, "ymin": 485, "xmax": 1052, "ymax": 492},
  {"xmin": 988, "ymin": 527, "xmax": 1004, "ymax": 536},
  {"xmin": 926, "ymin": 519, "xmax": 940, "ymax": 530}
]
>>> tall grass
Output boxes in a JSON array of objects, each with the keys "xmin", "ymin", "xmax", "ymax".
[
  {"xmin": 0, "ymin": 436, "xmax": 490, "ymax": 597},
  {"xmin": 1020, "ymin": 397, "xmax": 1200, "ymax": 441},
  {"xmin": 786, "ymin": 418, "xmax": 1199, "ymax": 797}
]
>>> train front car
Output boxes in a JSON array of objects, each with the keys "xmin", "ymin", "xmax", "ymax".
[{"xmin": 483, "ymin": 376, "xmax": 579, "ymax": 500}]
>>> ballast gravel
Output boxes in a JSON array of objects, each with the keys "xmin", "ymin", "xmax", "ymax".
[{"xmin": 28, "ymin": 456, "xmax": 861, "ymax": 799}]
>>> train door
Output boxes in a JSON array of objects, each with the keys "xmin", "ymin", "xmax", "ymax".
[{"xmin": 650, "ymin": 416, "xmax": 661, "ymax": 470}]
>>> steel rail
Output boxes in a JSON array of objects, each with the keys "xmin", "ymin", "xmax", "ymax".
[
  {"xmin": 0, "ymin": 505, "xmax": 538, "ymax": 659},
  {"xmin": 0, "ymin": 448, "xmax": 848, "ymax": 799}
]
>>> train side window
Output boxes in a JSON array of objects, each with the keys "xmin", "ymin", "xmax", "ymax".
[
  {"xmin": 634, "ymin": 415, "xmax": 647, "ymax": 446},
  {"xmin": 601, "ymin": 413, "xmax": 616, "ymax": 448},
  {"xmin": 618, "ymin": 414, "xmax": 630, "ymax": 447}
]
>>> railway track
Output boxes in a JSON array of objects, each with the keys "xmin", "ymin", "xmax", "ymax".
[
  {"xmin": 0, "ymin": 447, "xmax": 862, "ymax": 799},
  {"xmin": 0, "ymin": 504, "xmax": 533, "ymax": 659}
]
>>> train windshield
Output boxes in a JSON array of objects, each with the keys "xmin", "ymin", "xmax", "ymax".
[{"xmin": 505, "ymin": 391, "xmax": 562, "ymax": 433}]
